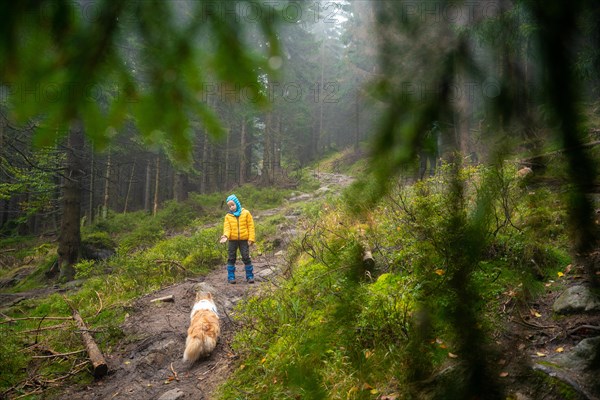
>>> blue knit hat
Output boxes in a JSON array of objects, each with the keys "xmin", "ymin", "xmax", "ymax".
[{"xmin": 226, "ymin": 194, "xmax": 242, "ymax": 217}]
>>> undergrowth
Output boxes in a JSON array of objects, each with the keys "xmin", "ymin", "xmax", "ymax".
[
  {"xmin": 0, "ymin": 186, "xmax": 285, "ymax": 399},
  {"xmin": 217, "ymin": 163, "xmax": 571, "ymax": 399}
]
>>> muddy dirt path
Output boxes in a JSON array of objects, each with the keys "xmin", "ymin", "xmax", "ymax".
[
  {"xmin": 57, "ymin": 172, "xmax": 353, "ymax": 400},
  {"xmin": 59, "ymin": 253, "xmax": 285, "ymax": 400}
]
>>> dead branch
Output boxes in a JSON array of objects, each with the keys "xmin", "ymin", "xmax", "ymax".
[
  {"xmin": 13, "ymin": 388, "xmax": 44, "ymax": 400},
  {"xmin": 568, "ymin": 325, "xmax": 600, "ymax": 336},
  {"xmin": 520, "ymin": 140, "xmax": 600, "ymax": 166},
  {"xmin": 42, "ymin": 361, "xmax": 89, "ymax": 384},
  {"xmin": 1, "ymin": 316, "xmax": 73, "ymax": 325},
  {"xmin": 19, "ymin": 322, "xmax": 70, "ymax": 334},
  {"xmin": 200, "ymin": 359, "xmax": 222, "ymax": 378},
  {"xmin": 31, "ymin": 349, "xmax": 86, "ymax": 359},
  {"xmin": 170, "ymin": 362, "xmax": 180, "ymax": 381},
  {"xmin": 94, "ymin": 290, "xmax": 103, "ymax": 317},
  {"xmin": 150, "ymin": 295, "xmax": 175, "ymax": 303},
  {"xmin": 63, "ymin": 296, "xmax": 108, "ymax": 378},
  {"xmin": 155, "ymin": 259, "xmax": 189, "ymax": 273}
]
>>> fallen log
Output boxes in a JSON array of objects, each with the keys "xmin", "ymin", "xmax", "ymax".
[
  {"xmin": 63, "ymin": 296, "xmax": 108, "ymax": 378},
  {"xmin": 519, "ymin": 140, "xmax": 600, "ymax": 167}
]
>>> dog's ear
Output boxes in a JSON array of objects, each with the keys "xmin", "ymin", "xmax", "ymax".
[{"xmin": 195, "ymin": 291, "xmax": 213, "ymax": 301}]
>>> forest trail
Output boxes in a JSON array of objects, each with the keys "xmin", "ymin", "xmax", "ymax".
[{"xmin": 57, "ymin": 171, "xmax": 354, "ymax": 400}]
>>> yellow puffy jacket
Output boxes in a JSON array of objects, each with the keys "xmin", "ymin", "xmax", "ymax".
[{"xmin": 223, "ymin": 209, "xmax": 255, "ymax": 242}]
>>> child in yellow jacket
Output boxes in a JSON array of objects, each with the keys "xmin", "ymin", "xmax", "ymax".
[{"xmin": 219, "ymin": 194, "xmax": 255, "ymax": 284}]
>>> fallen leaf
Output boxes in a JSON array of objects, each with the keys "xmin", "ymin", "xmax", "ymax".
[
  {"xmin": 448, "ymin": 352, "xmax": 458, "ymax": 358},
  {"xmin": 380, "ymin": 394, "xmax": 399, "ymax": 400},
  {"xmin": 534, "ymin": 312, "xmax": 542, "ymax": 318},
  {"xmin": 240, "ymin": 364, "xmax": 246, "ymax": 370},
  {"xmin": 371, "ymin": 388, "xmax": 379, "ymax": 394},
  {"xmin": 365, "ymin": 350, "xmax": 373, "ymax": 359},
  {"xmin": 565, "ymin": 264, "xmax": 572, "ymax": 273},
  {"xmin": 498, "ymin": 359, "xmax": 506, "ymax": 365},
  {"xmin": 499, "ymin": 372, "xmax": 509, "ymax": 377},
  {"xmin": 536, "ymin": 352, "xmax": 546, "ymax": 357},
  {"xmin": 361, "ymin": 383, "xmax": 373, "ymax": 390},
  {"xmin": 261, "ymin": 357, "xmax": 267, "ymax": 364},
  {"xmin": 557, "ymin": 271, "xmax": 564, "ymax": 278},
  {"xmin": 435, "ymin": 269, "xmax": 445, "ymax": 276},
  {"xmin": 529, "ymin": 309, "xmax": 539, "ymax": 316},
  {"xmin": 556, "ymin": 347, "xmax": 564, "ymax": 353}
]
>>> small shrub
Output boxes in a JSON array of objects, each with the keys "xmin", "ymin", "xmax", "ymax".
[
  {"xmin": 157, "ymin": 198, "xmax": 204, "ymax": 230},
  {"xmin": 118, "ymin": 218, "xmax": 164, "ymax": 253}
]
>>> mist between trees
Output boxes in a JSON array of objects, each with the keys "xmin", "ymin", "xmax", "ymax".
[
  {"xmin": 1, "ymin": 81, "xmax": 343, "ymax": 105},
  {"xmin": 0, "ymin": 0, "xmax": 599, "ymax": 398}
]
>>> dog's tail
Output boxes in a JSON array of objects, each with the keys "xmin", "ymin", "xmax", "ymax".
[{"xmin": 183, "ymin": 335, "xmax": 217, "ymax": 363}]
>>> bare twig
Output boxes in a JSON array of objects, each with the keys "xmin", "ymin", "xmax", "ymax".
[
  {"xmin": 31, "ymin": 349, "xmax": 86, "ymax": 359},
  {"xmin": 170, "ymin": 362, "xmax": 179, "ymax": 381},
  {"xmin": 155, "ymin": 259, "xmax": 189, "ymax": 273},
  {"xmin": 94, "ymin": 291, "xmax": 103, "ymax": 317},
  {"xmin": 42, "ymin": 361, "xmax": 89, "ymax": 384},
  {"xmin": 568, "ymin": 325, "xmax": 600, "ymax": 336},
  {"xmin": 1, "ymin": 316, "xmax": 73, "ymax": 325},
  {"xmin": 19, "ymin": 322, "xmax": 70, "ymax": 334},
  {"xmin": 200, "ymin": 360, "xmax": 222, "ymax": 377},
  {"xmin": 150, "ymin": 295, "xmax": 175, "ymax": 303}
]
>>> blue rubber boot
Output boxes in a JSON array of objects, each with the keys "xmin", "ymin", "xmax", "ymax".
[
  {"xmin": 245, "ymin": 265, "xmax": 254, "ymax": 284},
  {"xmin": 227, "ymin": 265, "xmax": 236, "ymax": 284}
]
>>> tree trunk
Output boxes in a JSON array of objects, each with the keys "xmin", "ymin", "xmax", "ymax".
[
  {"xmin": 224, "ymin": 126, "xmax": 231, "ymax": 188},
  {"xmin": 201, "ymin": 134, "xmax": 209, "ymax": 194},
  {"xmin": 102, "ymin": 150, "xmax": 111, "ymax": 219},
  {"xmin": 319, "ymin": 31, "xmax": 326, "ymax": 153},
  {"xmin": 153, "ymin": 155, "xmax": 160, "ymax": 216},
  {"xmin": 274, "ymin": 115, "xmax": 282, "ymax": 180},
  {"xmin": 355, "ymin": 88, "xmax": 361, "ymax": 150},
  {"xmin": 262, "ymin": 113, "xmax": 273, "ymax": 185},
  {"xmin": 57, "ymin": 123, "xmax": 84, "ymax": 281},
  {"xmin": 240, "ymin": 117, "xmax": 247, "ymax": 185},
  {"xmin": 88, "ymin": 144, "xmax": 95, "ymax": 224},
  {"xmin": 144, "ymin": 158, "xmax": 151, "ymax": 212},
  {"xmin": 173, "ymin": 171, "xmax": 188, "ymax": 202},
  {"xmin": 123, "ymin": 160, "xmax": 135, "ymax": 213}
]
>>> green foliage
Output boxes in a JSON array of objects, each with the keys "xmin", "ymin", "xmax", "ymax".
[
  {"xmin": 117, "ymin": 218, "xmax": 164, "ymax": 254},
  {"xmin": 81, "ymin": 231, "xmax": 116, "ymax": 250},
  {"xmin": 219, "ymin": 164, "xmax": 572, "ymax": 398},
  {"xmin": 73, "ymin": 259, "xmax": 97, "ymax": 280},
  {"xmin": 9, "ymin": 254, "xmax": 57, "ymax": 292},
  {"xmin": 87, "ymin": 210, "xmax": 150, "ymax": 236},
  {"xmin": 0, "ymin": 148, "xmax": 61, "ymax": 234},
  {"xmin": 0, "ymin": 1, "xmax": 282, "ymax": 161},
  {"xmin": 233, "ymin": 185, "xmax": 292, "ymax": 211},
  {"xmin": 156, "ymin": 198, "xmax": 205, "ymax": 230},
  {"xmin": 0, "ymin": 335, "xmax": 28, "ymax": 390}
]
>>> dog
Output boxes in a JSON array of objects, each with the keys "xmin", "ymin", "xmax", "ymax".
[{"xmin": 183, "ymin": 292, "xmax": 220, "ymax": 362}]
